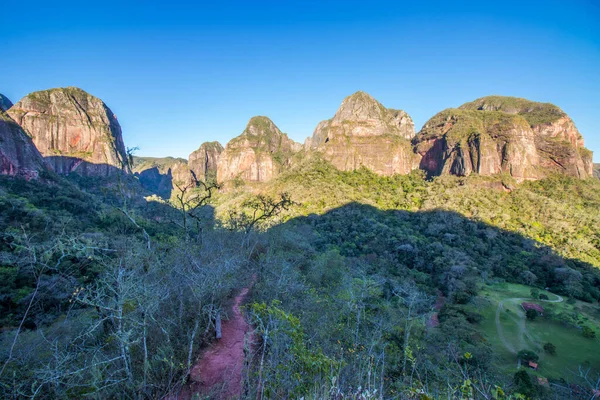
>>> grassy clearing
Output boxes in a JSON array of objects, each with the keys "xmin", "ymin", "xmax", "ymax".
[{"xmin": 478, "ymin": 282, "xmax": 600, "ymax": 381}]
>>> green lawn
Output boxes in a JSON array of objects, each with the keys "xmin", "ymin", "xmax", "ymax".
[{"xmin": 477, "ymin": 283, "xmax": 600, "ymax": 381}]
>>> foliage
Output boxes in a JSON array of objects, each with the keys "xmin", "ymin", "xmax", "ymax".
[
  {"xmin": 517, "ymin": 350, "xmax": 539, "ymax": 363},
  {"xmin": 3, "ymin": 154, "xmax": 600, "ymax": 399},
  {"xmin": 513, "ymin": 369, "xmax": 535, "ymax": 398},
  {"xmin": 459, "ymin": 95, "xmax": 566, "ymax": 126},
  {"xmin": 526, "ymin": 308, "xmax": 538, "ymax": 320},
  {"xmin": 543, "ymin": 342, "xmax": 557, "ymax": 355},
  {"xmin": 582, "ymin": 326, "xmax": 596, "ymax": 339}
]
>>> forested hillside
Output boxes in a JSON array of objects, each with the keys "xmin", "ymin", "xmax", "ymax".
[{"xmin": 1, "ymin": 157, "xmax": 600, "ymax": 399}]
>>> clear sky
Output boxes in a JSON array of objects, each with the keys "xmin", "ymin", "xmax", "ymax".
[{"xmin": 2, "ymin": 0, "xmax": 599, "ymax": 161}]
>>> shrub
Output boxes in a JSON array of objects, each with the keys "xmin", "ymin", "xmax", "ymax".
[
  {"xmin": 582, "ymin": 326, "xmax": 596, "ymax": 339},
  {"xmin": 517, "ymin": 350, "xmax": 539, "ymax": 363},
  {"xmin": 543, "ymin": 342, "xmax": 556, "ymax": 355},
  {"xmin": 513, "ymin": 369, "xmax": 535, "ymax": 397},
  {"xmin": 525, "ymin": 308, "xmax": 538, "ymax": 320}
]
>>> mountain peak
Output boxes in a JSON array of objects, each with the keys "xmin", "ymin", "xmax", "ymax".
[
  {"xmin": 459, "ymin": 95, "xmax": 567, "ymax": 126},
  {"xmin": 8, "ymin": 87, "xmax": 129, "ymax": 176},
  {"xmin": 333, "ymin": 91, "xmax": 385, "ymax": 122},
  {"xmin": 244, "ymin": 116, "xmax": 282, "ymax": 137},
  {"xmin": 0, "ymin": 94, "xmax": 13, "ymax": 112}
]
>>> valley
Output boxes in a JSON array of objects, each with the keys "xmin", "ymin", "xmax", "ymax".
[{"xmin": 1, "ymin": 87, "xmax": 599, "ymax": 399}]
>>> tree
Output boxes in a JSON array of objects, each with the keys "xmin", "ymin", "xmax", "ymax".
[
  {"xmin": 583, "ymin": 326, "xmax": 597, "ymax": 339},
  {"xmin": 525, "ymin": 308, "xmax": 538, "ymax": 320},
  {"xmin": 530, "ymin": 288, "xmax": 540, "ymax": 299},
  {"xmin": 227, "ymin": 192, "xmax": 295, "ymax": 235},
  {"xmin": 172, "ymin": 178, "xmax": 219, "ymax": 235},
  {"xmin": 517, "ymin": 350, "xmax": 539, "ymax": 363},
  {"xmin": 393, "ymin": 281, "xmax": 433, "ymax": 374},
  {"xmin": 513, "ymin": 369, "xmax": 535, "ymax": 398},
  {"xmin": 543, "ymin": 342, "xmax": 556, "ymax": 355}
]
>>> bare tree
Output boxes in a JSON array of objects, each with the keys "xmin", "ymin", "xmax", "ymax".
[
  {"xmin": 172, "ymin": 178, "xmax": 219, "ymax": 235},
  {"xmin": 227, "ymin": 192, "xmax": 295, "ymax": 235},
  {"xmin": 393, "ymin": 281, "xmax": 434, "ymax": 375}
]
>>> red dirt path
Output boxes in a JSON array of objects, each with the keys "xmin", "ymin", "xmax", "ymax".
[{"xmin": 169, "ymin": 286, "xmax": 254, "ymax": 399}]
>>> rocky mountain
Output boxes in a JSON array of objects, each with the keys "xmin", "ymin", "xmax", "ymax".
[
  {"xmin": 413, "ymin": 96, "xmax": 593, "ymax": 181},
  {"xmin": 0, "ymin": 106, "xmax": 47, "ymax": 179},
  {"xmin": 217, "ymin": 116, "xmax": 300, "ymax": 183},
  {"xmin": 189, "ymin": 141, "xmax": 223, "ymax": 182},
  {"xmin": 7, "ymin": 87, "xmax": 130, "ymax": 176},
  {"xmin": 308, "ymin": 91, "xmax": 419, "ymax": 176},
  {"xmin": 0, "ymin": 93, "xmax": 13, "ymax": 112},
  {"xmin": 132, "ymin": 156, "xmax": 194, "ymax": 198}
]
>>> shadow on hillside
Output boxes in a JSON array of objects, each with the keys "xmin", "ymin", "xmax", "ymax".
[
  {"xmin": 276, "ymin": 202, "xmax": 600, "ymax": 302},
  {"xmin": 44, "ymin": 156, "xmax": 129, "ymax": 177},
  {"xmin": 41, "ymin": 156, "xmax": 175, "ymax": 199},
  {"xmin": 134, "ymin": 167, "xmax": 174, "ymax": 199}
]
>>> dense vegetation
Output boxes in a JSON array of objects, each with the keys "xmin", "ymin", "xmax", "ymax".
[
  {"xmin": 459, "ymin": 96, "xmax": 567, "ymax": 127},
  {"xmin": 1, "ymin": 158, "xmax": 599, "ymax": 399}
]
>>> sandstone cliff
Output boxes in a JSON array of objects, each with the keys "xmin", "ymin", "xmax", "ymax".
[
  {"xmin": 189, "ymin": 141, "xmax": 223, "ymax": 182},
  {"xmin": 459, "ymin": 96, "xmax": 592, "ymax": 178},
  {"xmin": 8, "ymin": 87, "xmax": 130, "ymax": 176},
  {"xmin": 217, "ymin": 116, "xmax": 300, "ymax": 183},
  {"xmin": 308, "ymin": 91, "xmax": 419, "ymax": 176},
  {"xmin": 413, "ymin": 96, "xmax": 593, "ymax": 181},
  {"xmin": 132, "ymin": 156, "xmax": 194, "ymax": 198},
  {"xmin": 0, "ymin": 94, "xmax": 13, "ymax": 112},
  {"xmin": 0, "ymin": 107, "xmax": 47, "ymax": 179}
]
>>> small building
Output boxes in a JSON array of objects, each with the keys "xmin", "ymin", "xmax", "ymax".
[
  {"xmin": 521, "ymin": 302, "xmax": 545, "ymax": 315},
  {"xmin": 528, "ymin": 361, "xmax": 538, "ymax": 370}
]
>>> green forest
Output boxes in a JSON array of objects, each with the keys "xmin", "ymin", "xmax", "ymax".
[{"xmin": 1, "ymin": 159, "xmax": 600, "ymax": 399}]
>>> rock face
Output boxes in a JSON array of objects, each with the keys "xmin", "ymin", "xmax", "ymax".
[
  {"xmin": 460, "ymin": 96, "xmax": 593, "ymax": 178},
  {"xmin": 7, "ymin": 87, "xmax": 130, "ymax": 176},
  {"xmin": 308, "ymin": 91, "xmax": 419, "ymax": 175},
  {"xmin": 188, "ymin": 141, "xmax": 223, "ymax": 182},
  {"xmin": 132, "ymin": 156, "xmax": 194, "ymax": 198},
  {"xmin": 217, "ymin": 116, "xmax": 300, "ymax": 183},
  {"xmin": 594, "ymin": 164, "xmax": 600, "ymax": 179},
  {"xmin": 0, "ymin": 107, "xmax": 47, "ymax": 179},
  {"xmin": 0, "ymin": 93, "xmax": 13, "ymax": 112},
  {"xmin": 413, "ymin": 96, "xmax": 593, "ymax": 181}
]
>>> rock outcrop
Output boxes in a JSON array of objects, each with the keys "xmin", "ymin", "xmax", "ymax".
[
  {"xmin": 594, "ymin": 164, "xmax": 599, "ymax": 179},
  {"xmin": 308, "ymin": 91, "xmax": 419, "ymax": 175},
  {"xmin": 0, "ymin": 107, "xmax": 47, "ymax": 179},
  {"xmin": 413, "ymin": 96, "xmax": 593, "ymax": 181},
  {"xmin": 132, "ymin": 156, "xmax": 194, "ymax": 198},
  {"xmin": 0, "ymin": 93, "xmax": 13, "ymax": 112},
  {"xmin": 189, "ymin": 141, "xmax": 223, "ymax": 182},
  {"xmin": 460, "ymin": 96, "xmax": 592, "ymax": 178},
  {"xmin": 7, "ymin": 87, "xmax": 130, "ymax": 176},
  {"xmin": 217, "ymin": 116, "xmax": 300, "ymax": 183}
]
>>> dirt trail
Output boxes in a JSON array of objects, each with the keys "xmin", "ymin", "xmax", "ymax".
[
  {"xmin": 173, "ymin": 285, "xmax": 254, "ymax": 400},
  {"xmin": 494, "ymin": 292, "xmax": 563, "ymax": 355}
]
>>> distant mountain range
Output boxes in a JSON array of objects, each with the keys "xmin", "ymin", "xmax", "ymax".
[{"xmin": 0, "ymin": 87, "xmax": 596, "ymax": 191}]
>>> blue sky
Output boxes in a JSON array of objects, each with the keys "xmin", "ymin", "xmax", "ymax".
[{"xmin": 2, "ymin": 0, "xmax": 599, "ymax": 161}]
